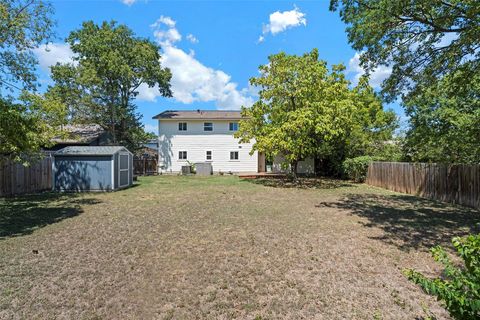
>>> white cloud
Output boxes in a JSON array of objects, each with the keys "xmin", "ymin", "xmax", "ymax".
[
  {"xmin": 121, "ymin": 0, "xmax": 137, "ymax": 5},
  {"xmin": 144, "ymin": 123, "xmax": 158, "ymax": 134},
  {"xmin": 121, "ymin": 0, "xmax": 148, "ymax": 6},
  {"xmin": 347, "ymin": 52, "xmax": 392, "ymax": 88},
  {"xmin": 151, "ymin": 15, "xmax": 176, "ymax": 29},
  {"xmin": 153, "ymin": 28, "xmax": 182, "ymax": 46},
  {"xmin": 139, "ymin": 16, "xmax": 254, "ymax": 109},
  {"xmin": 259, "ymin": 6, "xmax": 306, "ymax": 42},
  {"xmin": 136, "ymin": 83, "xmax": 160, "ymax": 102},
  {"xmin": 186, "ymin": 34, "xmax": 198, "ymax": 44},
  {"xmin": 33, "ymin": 43, "xmax": 75, "ymax": 72}
]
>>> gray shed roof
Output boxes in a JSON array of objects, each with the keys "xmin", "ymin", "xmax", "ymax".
[
  {"xmin": 152, "ymin": 110, "xmax": 244, "ymax": 120},
  {"xmin": 54, "ymin": 146, "xmax": 131, "ymax": 156}
]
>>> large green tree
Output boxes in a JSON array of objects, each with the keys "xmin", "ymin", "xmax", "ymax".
[
  {"xmin": 236, "ymin": 49, "xmax": 397, "ymax": 178},
  {"xmin": 404, "ymin": 70, "xmax": 480, "ymax": 163},
  {"xmin": 50, "ymin": 21, "xmax": 172, "ymax": 151},
  {"xmin": 330, "ymin": 0, "xmax": 480, "ymax": 164},
  {"xmin": 0, "ymin": 92, "xmax": 66, "ymax": 162},
  {"xmin": 330, "ymin": 0, "xmax": 480, "ymax": 103},
  {"xmin": 0, "ymin": 0, "xmax": 54, "ymax": 94},
  {"xmin": 0, "ymin": 0, "xmax": 67, "ymax": 162}
]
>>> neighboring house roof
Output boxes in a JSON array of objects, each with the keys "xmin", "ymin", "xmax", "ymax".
[
  {"xmin": 146, "ymin": 138, "xmax": 158, "ymax": 144},
  {"xmin": 134, "ymin": 146, "xmax": 158, "ymax": 159},
  {"xmin": 55, "ymin": 146, "xmax": 131, "ymax": 156},
  {"xmin": 52, "ymin": 124, "xmax": 107, "ymax": 144},
  {"xmin": 152, "ymin": 110, "xmax": 244, "ymax": 120}
]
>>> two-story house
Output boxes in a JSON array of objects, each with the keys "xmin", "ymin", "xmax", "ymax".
[{"xmin": 153, "ymin": 110, "xmax": 265, "ymax": 173}]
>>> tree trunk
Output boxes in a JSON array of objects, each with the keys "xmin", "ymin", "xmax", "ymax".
[
  {"xmin": 110, "ymin": 100, "xmax": 116, "ymax": 144},
  {"xmin": 291, "ymin": 160, "xmax": 298, "ymax": 180}
]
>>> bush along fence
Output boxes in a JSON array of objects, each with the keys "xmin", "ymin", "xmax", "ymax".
[
  {"xmin": 0, "ymin": 157, "xmax": 52, "ymax": 197},
  {"xmin": 366, "ymin": 162, "xmax": 480, "ymax": 210}
]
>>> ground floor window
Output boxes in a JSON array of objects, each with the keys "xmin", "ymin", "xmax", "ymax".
[
  {"xmin": 179, "ymin": 151, "xmax": 187, "ymax": 160},
  {"xmin": 206, "ymin": 150, "xmax": 212, "ymax": 160},
  {"xmin": 230, "ymin": 151, "xmax": 239, "ymax": 160}
]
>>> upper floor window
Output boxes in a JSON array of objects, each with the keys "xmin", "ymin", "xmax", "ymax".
[
  {"xmin": 178, "ymin": 151, "xmax": 187, "ymax": 160},
  {"xmin": 178, "ymin": 122, "xmax": 187, "ymax": 131},
  {"xmin": 204, "ymin": 122, "xmax": 213, "ymax": 131},
  {"xmin": 229, "ymin": 122, "xmax": 239, "ymax": 131}
]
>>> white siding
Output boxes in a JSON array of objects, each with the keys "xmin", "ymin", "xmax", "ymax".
[
  {"xmin": 272, "ymin": 155, "xmax": 315, "ymax": 174},
  {"xmin": 158, "ymin": 120, "xmax": 258, "ymax": 173}
]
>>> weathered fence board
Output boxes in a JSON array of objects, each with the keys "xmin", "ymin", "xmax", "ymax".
[
  {"xmin": 367, "ymin": 162, "xmax": 480, "ymax": 209},
  {"xmin": 133, "ymin": 159, "xmax": 157, "ymax": 176},
  {"xmin": 0, "ymin": 157, "xmax": 52, "ymax": 197}
]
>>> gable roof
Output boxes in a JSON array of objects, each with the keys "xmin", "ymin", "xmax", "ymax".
[
  {"xmin": 54, "ymin": 146, "xmax": 131, "ymax": 156},
  {"xmin": 52, "ymin": 124, "xmax": 108, "ymax": 144},
  {"xmin": 152, "ymin": 110, "xmax": 243, "ymax": 120}
]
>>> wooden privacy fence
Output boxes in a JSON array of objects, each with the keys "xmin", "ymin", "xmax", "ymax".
[
  {"xmin": 366, "ymin": 162, "xmax": 480, "ymax": 210},
  {"xmin": 0, "ymin": 157, "xmax": 52, "ymax": 197},
  {"xmin": 133, "ymin": 159, "xmax": 158, "ymax": 176}
]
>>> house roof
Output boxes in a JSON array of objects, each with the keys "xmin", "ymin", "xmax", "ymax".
[
  {"xmin": 54, "ymin": 146, "xmax": 131, "ymax": 156},
  {"xmin": 152, "ymin": 110, "xmax": 244, "ymax": 120},
  {"xmin": 145, "ymin": 138, "xmax": 158, "ymax": 144},
  {"xmin": 52, "ymin": 124, "xmax": 107, "ymax": 144},
  {"xmin": 134, "ymin": 146, "xmax": 158, "ymax": 159}
]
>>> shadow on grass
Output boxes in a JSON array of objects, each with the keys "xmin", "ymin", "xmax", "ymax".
[
  {"xmin": 247, "ymin": 177, "xmax": 353, "ymax": 189},
  {"xmin": 323, "ymin": 193, "xmax": 480, "ymax": 251},
  {"xmin": 0, "ymin": 193, "xmax": 101, "ymax": 239}
]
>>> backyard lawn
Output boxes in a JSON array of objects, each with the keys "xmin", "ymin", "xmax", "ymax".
[{"xmin": 1, "ymin": 176, "xmax": 478, "ymax": 319}]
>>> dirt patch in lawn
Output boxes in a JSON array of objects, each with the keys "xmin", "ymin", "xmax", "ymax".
[
  {"xmin": 248, "ymin": 177, "xmax": 353, "ymax": 189},
  {"xmin": 0, "ymin": 176, "xmax": 477, "ymax": 319}
]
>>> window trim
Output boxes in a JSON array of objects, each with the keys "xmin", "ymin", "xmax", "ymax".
[
  {"xmin": 178, "ymin": 150, "xmax": 187, "ymax": 161},
  {"xmin": 229, "ymin": 151, "xmax": 239, "ymax": 161},
  {"xmin": 178, "ymin": 122, "xmax": 187, "ymax": 131},
  {"xmin": 203, "ymin": 122, "xmax": 213, "ymax": 131}
]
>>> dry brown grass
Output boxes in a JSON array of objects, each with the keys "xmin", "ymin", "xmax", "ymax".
[{"xmin": 0, "ymin": 175, "xmax": 478, "ymax": 319}]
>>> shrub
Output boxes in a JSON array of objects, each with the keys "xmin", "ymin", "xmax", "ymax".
[
  {"xmin": 403, "ymin": 234, "xmax": 480, "ymax": 320},
  {"xmin": 342, "ymin": 156, "xmax": 376, "ymax": 182}
]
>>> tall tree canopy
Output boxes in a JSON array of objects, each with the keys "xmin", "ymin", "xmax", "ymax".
[
  {"xmin": 236, "ymin": 49, "xmax": 397, "ymax": 177},
  {"xmin": 0, "ymin": 0, "xmax": 54, "ymax": 94},
  {"xmin": 0, "ymin": 92, "xmax": 66, "ymax": 162},
  {"xmin": 331, "ymin": 0, "xmax": 480, "ymax": 164},
  {"xmin": 0, "ymin": 0, "xmax": 66, "ymax": 162},
  {"xmin": 330, "ymin": 0, "xmax": 480, "ymax": 103},
  {"xmin": 50, "ymin": 21, "xmax": 172, "ymax": 150},
  {"xmin": 404, "ymin": 70, "xmax": 480, "ymax": 163}
]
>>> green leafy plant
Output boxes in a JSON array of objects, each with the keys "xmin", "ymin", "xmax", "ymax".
[
  {"xmin": 342, "ymin": 156, "xmax": 377, "ymax": 182},
  {"xmin": 235, "ymin": 49, "xmax": 397, "ymax": 179},
  {"xmin": 49, "ymin": 20, "xmax": 172, "ymax": 151},
  {"xmin": 403, "ymin": 234, "xmax": 480, "ymax": 320}
]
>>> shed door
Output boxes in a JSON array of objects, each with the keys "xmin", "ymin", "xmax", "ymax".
[{"xmin": 119, "ymin": 153, "xmax": 130, "ymax": 187}]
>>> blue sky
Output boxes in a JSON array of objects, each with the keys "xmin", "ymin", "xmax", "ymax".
[{"xmin": 34, "ymin": 0, "xmax": 402, "ymax": 134}]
